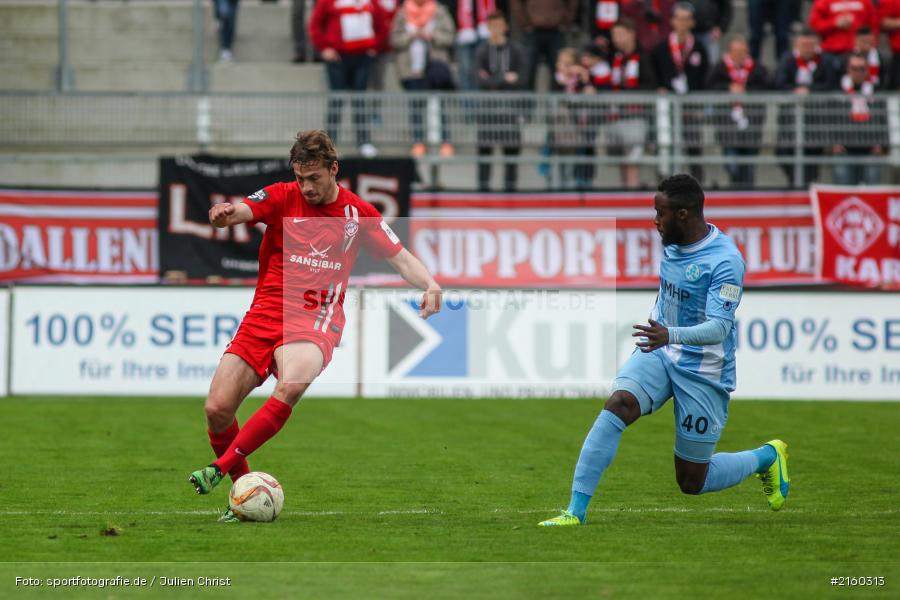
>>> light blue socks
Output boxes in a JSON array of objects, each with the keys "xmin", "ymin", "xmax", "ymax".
[
  {"xmin": 698, "ymin": 445, "xmax": 776, "ymax": 494},
  {"xmin": 568, "ymin": 409, "xmax": 626, "ymax": 521},
  {"xmin": 751, "ymin": 444, "xmax": 777, "ymax": 473}
]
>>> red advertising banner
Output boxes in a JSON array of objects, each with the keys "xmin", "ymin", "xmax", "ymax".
[
  {"xmin": 411, "ymin": 191, "xmax": 818, "ymax": 287},
  {"xmin": 811, "ymin": 186, "xmax": 900, "ymax": 289},
  {"xmin": 0, "ymin": 189, "xmax": 158, "ymax": 283}
]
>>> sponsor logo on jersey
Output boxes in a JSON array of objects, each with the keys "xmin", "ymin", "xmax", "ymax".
[
  {"xmin": 684, "ymin": 264, "xmax": 701, "ymax": 282},
  {"xmin": 662, "ymin": 278, "xmax": 691, "ymax": 302},
  {"xmin": 718, "ymin": 283, "xmax": 741, "ymax": 301},
  {"xmin": 309, "ymin": 243, "xmax": 332, "ymax": 258},
  {"xmin": 288, "ymin": 254, "xmax": 343, "ymax": 272},
  {"xmin": 825, "ymin": 196, "xmax": 885, "ymax": 256},
  {"xmin": 247, "ymin": 189, "xmax": 267, "ymax": 203}
]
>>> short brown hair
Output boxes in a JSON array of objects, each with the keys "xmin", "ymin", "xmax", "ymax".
[{"xmin": 290, "ymin": 129, "xmax": 337, "ymax": 167}]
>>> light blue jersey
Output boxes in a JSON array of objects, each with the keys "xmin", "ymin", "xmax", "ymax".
[
  {"xmin": 613, "ymin": 223, "xmax": 746, "ymax": 452},
  {"xmin": 650, "ymin": 224, "xmax": 745, "ymax": 391}
]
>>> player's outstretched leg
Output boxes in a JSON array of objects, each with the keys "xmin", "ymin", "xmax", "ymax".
[
  {"xmin": 757, "ymin": 440, "xmax": 789, "ymax": 511},
  {"xmin": 205, "ymin": 353, "xmax": 261, "ymax": 483},
  {"xmin": 689, "ymin": 440, "xmax": 786, "ymax": 509},
  {"xmin": 210, "ymin": 396, "xmax": 293, "ymax": 479},
  {"xmin": 539, "ymin": 392, "xmax": 640, "ymax": 526}
]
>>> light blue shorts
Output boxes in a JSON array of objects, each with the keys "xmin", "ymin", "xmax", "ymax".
[{"xmin": 612, "ymin": 349, "xmax": 730, "ymax": 463}]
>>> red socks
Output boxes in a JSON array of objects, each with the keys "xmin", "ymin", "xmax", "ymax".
[
  {"xmin": 208, "ymin": 419, "xmax": 250, "ymax": 482},
  {"xmin": 214, "ymin": 397, "xmax": 293, "ymax": 476}
]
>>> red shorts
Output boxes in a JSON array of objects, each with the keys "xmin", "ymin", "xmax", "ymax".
[{"xmin": 224, "ymin": 312, "xmax": 340, "ymax": 382}]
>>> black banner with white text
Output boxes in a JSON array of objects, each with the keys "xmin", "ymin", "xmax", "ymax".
[{"xmin": 157, "ymin": 156, "xmax": 413, "ymax": 280}]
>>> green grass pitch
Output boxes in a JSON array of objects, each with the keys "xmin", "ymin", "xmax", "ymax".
[{"xmin": 2, "ymin": 397, "xmax": 898, "ymax": 599}]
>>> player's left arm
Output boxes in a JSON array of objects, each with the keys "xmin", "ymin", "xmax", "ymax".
[
  {"xmin": 387, "ymin": 248, "xmax": 442, "ymax": 319},
  {"xmin": 634, "ymin": 256, "xmax": 745, "ymax": 352}
]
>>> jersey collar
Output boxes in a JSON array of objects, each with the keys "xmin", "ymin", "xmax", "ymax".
[{"xmin": 676, "ymin": 224, "xmax": 718, "ymax": 254}]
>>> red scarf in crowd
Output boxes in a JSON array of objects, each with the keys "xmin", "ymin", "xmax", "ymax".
[
  {"xmin": 724, "ymin": 54, "xmax": 754, "ymax": 130},
  {"xmin": 595, "ymin": 0, "xmax": 619, "ymax": 30},
  {"xmin": 668, "ymin": 32, "xmax": 694, "ymax": 73},
  {"xmin": 841, "ymin": 74, "xmax": 874, "ymax": 122},
  {"xmin": 865, "ymin": 47, "xmax": 880, "ymax": 85},
  {"xmin": 611, "ymin": 52, "xmax": 640, "ymax": 89},
  {"xmin": 793, "ymin": 49, "xmax": 820, "ymax": 86},
  {"xmin": 457, "ymin": 0, "xmax": 494, "ymax": 43},
  {"xmin": 589, "ymin": 60, "xmax": 612, "ymax": 87},
  {"xmin": 723, "ymin": 54, "xmax": 754, "ymax": 86}
]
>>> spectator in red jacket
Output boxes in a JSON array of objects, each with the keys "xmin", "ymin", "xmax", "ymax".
[
  {"xmin": 879, "ymin": 0, "xmax": 900, "ymax": 89},
  {"xmin": 809, "ymin": 0, "xmax": 878, "ymax": 59},
  {"xmin": 310, "ymin": 0, "xmax": 391, "ymax": 157}
]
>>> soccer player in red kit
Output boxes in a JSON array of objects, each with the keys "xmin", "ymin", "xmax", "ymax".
[{"xmin": 189, "ymin": 130, "xmax": 442, "ymax": 520}]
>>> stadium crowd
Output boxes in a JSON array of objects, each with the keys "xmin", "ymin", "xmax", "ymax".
[{"xmin": 209, "ymin": 0, "xmax": 900, "ymax": 189}]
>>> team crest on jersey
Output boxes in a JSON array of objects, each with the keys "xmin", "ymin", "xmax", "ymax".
[
  {"xmin": 344, "ymin": 220, "xmax": 359, "ymax": 237},
  {"xmin": 684, "ymin": 264, "xmax": 701, "ymax": 282},
  {"xmin": 247, "ymin": 189, "xmax": 267, "ymax": 202}
]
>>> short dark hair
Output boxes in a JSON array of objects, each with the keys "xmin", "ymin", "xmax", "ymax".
[
  {"xmin": 857, "ymin": 26, "xmax": 872, "ymax": 36},
  {"xmin": 613, "ymin": 17, "xmax": 636, "ymax": 32},
  {"xmin": 672, "ymin": 2, "xmax": 695, "ymax": 16},
  {"xmin": 846, "ymin": 50, "xmax": 868, "ymax": 70},
  {"xmin": 658, "ymin": 174, "xmax": 704, "ymax": 214}
]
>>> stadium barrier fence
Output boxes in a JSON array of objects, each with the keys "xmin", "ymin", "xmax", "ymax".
[{"xmin": 1, "ymin": 91, "xmax": 898, "ymax": 189}]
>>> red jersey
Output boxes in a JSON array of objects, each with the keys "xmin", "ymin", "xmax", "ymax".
[
  {"xmin": 245, "ymin": 181, "xmax": 402, "ymax": 337},
  {"xmin": 308, "ymin": 0, "xmax": 390, "ymax": 55},
  {"xmin": 809, "ymin": 0, "xmax": 878, "ymax": 54}
]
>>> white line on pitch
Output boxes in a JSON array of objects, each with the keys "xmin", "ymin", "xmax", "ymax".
[{"xmin": 0, "ymin": 506, "xmax": 796, "ymax": 517}]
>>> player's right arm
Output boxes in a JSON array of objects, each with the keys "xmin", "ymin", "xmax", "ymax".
[{"xmin": 209, "ymin": 202, "xmax": 254, "ymax": 228}]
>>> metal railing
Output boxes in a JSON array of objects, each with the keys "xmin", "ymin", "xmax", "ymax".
[
  {"xmin": 4, "ymin": 91, "xmax": 898, "ymax": 146},
  {"xmin": 2, "ymin": 91, "xmax": 898, "ymax": 187}
]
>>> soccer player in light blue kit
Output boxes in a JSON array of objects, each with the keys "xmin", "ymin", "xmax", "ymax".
[{"xmin": 540, "ymin": 175, "xmax": 790, "ymax": 526}]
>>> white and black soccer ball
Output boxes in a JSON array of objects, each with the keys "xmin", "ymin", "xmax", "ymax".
[{"xmin": 228, "ymin": 472, "xmax": 284, "ymax": 522}]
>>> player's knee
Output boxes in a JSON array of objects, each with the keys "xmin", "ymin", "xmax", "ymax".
[
  {"xmin": 203, "ymin": 392, "xmax": 236, "ymax": 431},
  {"xmin": 273, "ymin": 381, "xmax": 309, "ymax": 405},
  {"xmin": 603, "ymin": 392, "xmax": 641, "ymax": 425},
  {"xmin": 204, "ymin": 396, "xmax": 236, "ymax": 430},
  {"xmin": 676, "ymin": 473, "xmax": 706, "ymax": 495}
]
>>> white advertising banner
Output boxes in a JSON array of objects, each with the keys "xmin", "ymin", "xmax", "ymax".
[
  {"xmin": 726, "ymin": 292, "xmax": 899, "ymax": 400},
  {"xmin": 363, "ymin": 290, "xmax": 899, "ymax": 401},
  {"xmin": 614, "ymin": 292, "xmax": 899, "ymax": 400},
  {"xmin": 10, "ymin": 287, "xmax": 358, "ymax": 397},
  {"xmin": 0, "ymin": 287, "xmax": 8, "ymax": 397},
  {"xmin": 362, "ymin": 289, "xmax": 620, "ymax": 398}
]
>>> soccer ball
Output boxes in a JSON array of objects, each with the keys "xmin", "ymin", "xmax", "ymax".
[{"xmin": 228, "ymin": 472, "xmax": 284, "ymax": 522}]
